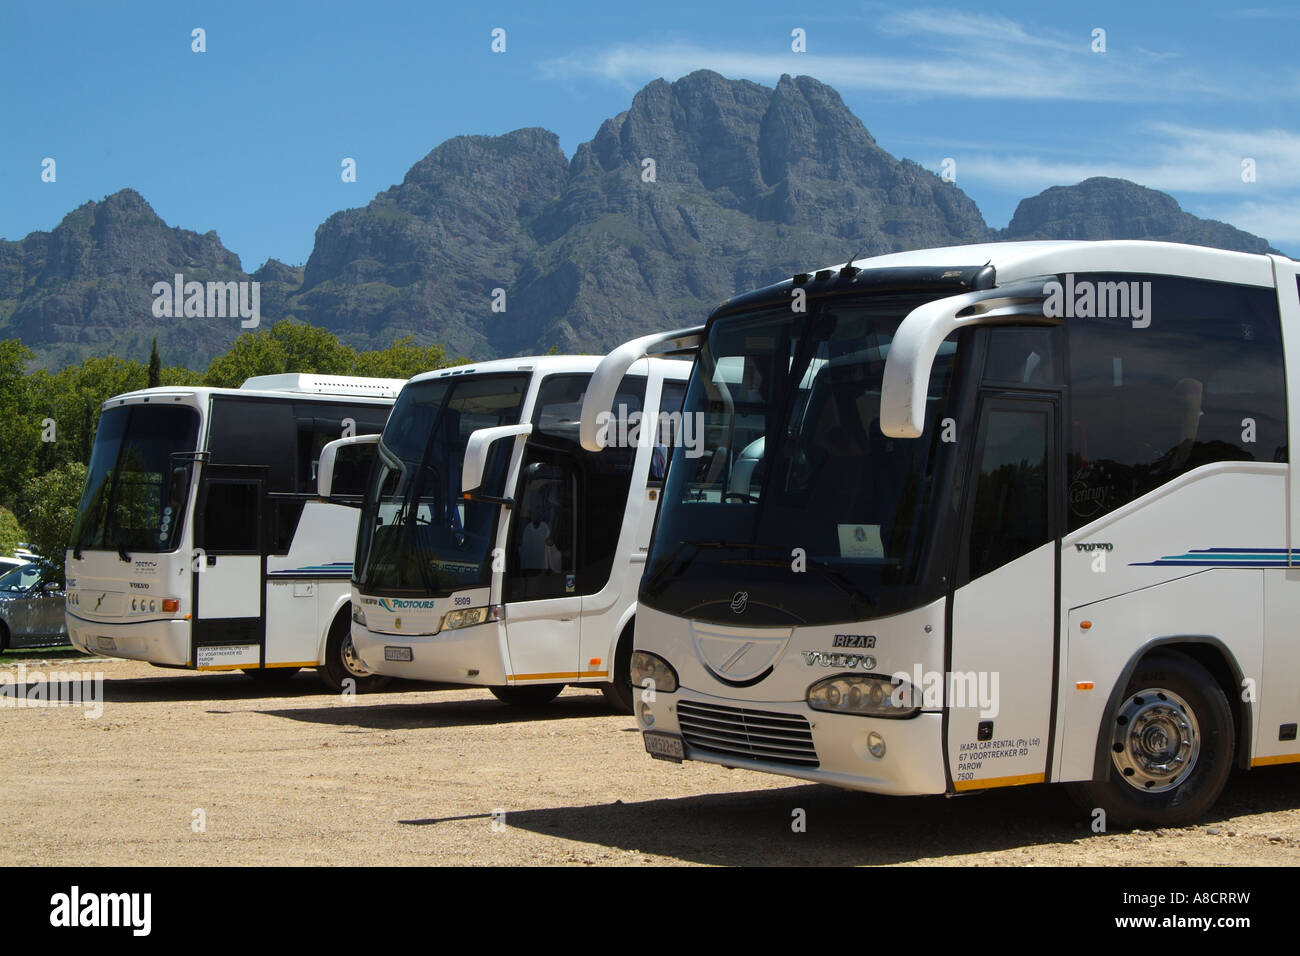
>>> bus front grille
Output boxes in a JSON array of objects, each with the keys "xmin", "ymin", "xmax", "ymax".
[{"xmin": 677, "ymin": 700, "xmax": 819, "ymax": 767}]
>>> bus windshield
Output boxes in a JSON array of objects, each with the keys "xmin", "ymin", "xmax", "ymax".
[
  {"xmin": 643, "ymin": 292, "xmax": 965, "ymax": 626},
  {"xmin": 355, "ymin": 373, "xmax": 529, "ymax": 595},
  {"xmin": 72, "ymin": 404, "xmax": 201, "ymax": 554}
]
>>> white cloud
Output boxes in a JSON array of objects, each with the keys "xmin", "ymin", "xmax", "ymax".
[
  {"xmin": 539, "ymin": 9, "xmax": 1233, "ymax": 102},
  {"xmin": 947, "ymin": 124, "xmax": 1300, "ymax": 195},
  {"xmin": 1192, "ymin": 199, "xmax": 1300, "ymax": 244}
]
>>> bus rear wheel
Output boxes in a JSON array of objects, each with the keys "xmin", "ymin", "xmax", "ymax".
[
  {"xmin": 490, "ymin": 683, "xmax": 564, "ymax": 706},
  {"xmin": 1066, "ymin": 650, "xmax": 1233, "ymax": 829},
  {"xmin": 600, "ymin": 621, "xmax": 635, "ymax": 714},
  {"xmin": 318, "ymin": 609, "xmax": 390, "ymax": 694}
]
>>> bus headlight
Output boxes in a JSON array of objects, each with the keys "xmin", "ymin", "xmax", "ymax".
[
  {"xmin": 351, "ymin": 604, "xmax": 366, "ymax": 627},
  {"xmin": 442, "ymin": 605, "xmax": 501, "ymax": 631},
  {"xmin": 807, "ymin": 675, "xmax": 919, "ymax": 718},
  {"xmin": 629, "ymin": 651, "xmax": 678, "ymax": 694}
]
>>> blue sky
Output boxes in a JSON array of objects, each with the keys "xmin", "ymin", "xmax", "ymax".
[{"xmin": 2, "ymin": 0, "xmax": 1297, "ymax": 267}]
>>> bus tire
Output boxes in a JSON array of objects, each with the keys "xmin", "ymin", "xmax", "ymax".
[
  {"xmin": 243, "ymin": 666, "xmax": 300, "ymax": 681},
  {"xmin": 318, "ymin": 609, "xmax": 390, "ymax": 694},
  {"xmin": 0, "ymin": 622, "xmax": 8, "ymax": 653},
  {"xmin": 490, "ymin": 683, "xmax": 564, "ymax": 706},
  {"xmin": 600, "ymin": 621, "xmax": 635, "ymax": 714},
  {"xmin": 1066, "ymin": 650, "xmax": 1233, "ymax": 829}
]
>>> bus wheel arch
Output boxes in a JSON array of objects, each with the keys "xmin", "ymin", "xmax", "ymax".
[
  {"xmin": 1068, "ymin": 643, "xmax": 1239, "ymax": 828},
  {"xmin": 600, "ymin": 617, "xmax": 636, "ymax": 714},
  {"xmin": 317, "ymin": 603, "xmax": 390, "ymax": 694}
]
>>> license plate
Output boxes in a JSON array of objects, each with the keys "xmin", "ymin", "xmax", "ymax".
[
  {"xmin": 644, "ymin": 731, "xmax": 684, "ymax": 763},
  {"xmin": 96, "ymin": 636, "xmax": 115, "ymax": 652},
  {"xmin": 384, "ymin": 646, "xmax": 413, "ymax": 662}
]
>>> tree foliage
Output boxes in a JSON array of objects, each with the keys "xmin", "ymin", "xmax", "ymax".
[
  {"xmin": 0, "ymin": 326, "xmax": 463, "ymax": 546},
  {"xmin": 0, "ymin": 506, "xmax": 24, "ymax": 554},
  {"xmin": 15, "ymin": 461, "xmax": 87, "ymax": 569}
]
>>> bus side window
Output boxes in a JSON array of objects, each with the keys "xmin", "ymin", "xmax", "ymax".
[
  {"xmin": 508, "ymin": 463, "xmax": 577, "ymax": 602},
  {"xmin": 967, "ymin": 408, "xmax": 1049, "ymax": 580},
  {"xmin": 651, "ymin": 382, "xmax": 688, "ymax": 485},
  {"xmin": 201, "ymin": 481, "xmax": 261, "ymax": 553}
]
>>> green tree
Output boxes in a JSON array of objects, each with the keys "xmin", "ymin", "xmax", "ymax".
[
  {"xmin": 28, "ymin": 356, "xmax": 151, "ymax": 468},
  {"xmin": 15, "ymin": 461, "xmax": 87, "ymax": 571},
  {"xmin": 0, "ymin": 506, "xmax": 23, "ymax": 553},
  {"xmin": 270, "ymin": 320, "xmax": 357, "ymax": 374},
  {"xmin": 148, "ymin": 337, "xmax": 161, "ymax": 388},
  {"xmin": 351, "ymin": 336, "xmax": 456, "ymax": 379},
  {"xmin": 202, "ymin": 320, "xmax": 357, "ymax": 388},
  {"xmin": 0, "ymin": 339, "xmax": 41, "ymax": 512}
]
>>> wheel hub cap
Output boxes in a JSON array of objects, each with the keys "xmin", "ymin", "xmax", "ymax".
[
  {"xmin": 1111, "ymin": 688, "xmax": 1199, "ymax": 793},
  {"xmin": 341, "ymin": 636, "xmax": 372, "ymax": 678}
]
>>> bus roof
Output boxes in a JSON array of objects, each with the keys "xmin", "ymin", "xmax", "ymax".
[
  {"xmin": 100, "ymin": 374, "xmax": 407, "ymax": 410},
  {"xmin": 829, "ymin": 239, "xmax": 1282, "ymax": 290},
  {"xmin": 405, "ymin": 354, "xmax": 691, "ymax": 388},
  {"xmin": 239, "ymin": 373, "xmax": 407, "ymax": 396}
]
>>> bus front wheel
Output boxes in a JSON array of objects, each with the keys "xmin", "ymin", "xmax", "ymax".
[
  {"xmin": 318, "ymin": 609, "xmax": 390, "ymax": 694},
  {"xmin": 600, "ymin": 621, "xmax": 635, "ymax": 714},
  {"xmin": 1066, "ymin": 650, "xmax": 1233, "ymax": 829},
  {"xmin": 490, "ymin": 684, "xmax": 564, "ymax": 706}
]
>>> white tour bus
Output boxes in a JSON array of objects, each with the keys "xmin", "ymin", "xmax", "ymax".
[
  {"xmin": 580, "ymin": 239, "xmax": 1300, "ymax": 826},
  {"xmin": 65, "ymin": 374, "xmax": 405, "ymax": 690},
  {"xmin": 317, "ymin": 355, "xmax": 689, "ymax": 711}
]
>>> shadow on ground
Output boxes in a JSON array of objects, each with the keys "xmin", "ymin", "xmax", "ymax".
[
  {"xmin": 397, "ymin": 763, "xmax": 1300, "ymax": 865},
  {"xmin": 262, "ymin": 690, "xmax": 618, "ymax": 730},
  {"xmin": 0, "ymin": 670, "xmax": 451, "ymax": 704}
]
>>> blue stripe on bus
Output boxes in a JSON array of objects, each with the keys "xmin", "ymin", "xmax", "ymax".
[{"xmin": 1130, "ymin": 547, "xmax": 1294, "ymax": 567}]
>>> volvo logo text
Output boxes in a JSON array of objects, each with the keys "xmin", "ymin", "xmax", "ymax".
[{"xmin": 801, "ymin": 650, "xmax": 877, "ymax": 670}]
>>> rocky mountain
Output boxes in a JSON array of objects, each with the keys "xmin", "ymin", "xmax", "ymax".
[
  {"xmin": 0, "ymin": 189, "xmax": 300, "ymax": 369},
  {"xmin": 1004, "ymin": 177, "xmax": 1280, "ymax": 255},
  {"xmin": 0, "ymin": 72, "xmax": 1285, "ymax": 370}
]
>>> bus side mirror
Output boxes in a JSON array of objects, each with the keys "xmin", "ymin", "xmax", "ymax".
[
  {"xmin": 318, "ymin": 434, "xmax": 380, "ymax": 500},
  {"xmin": 167, "ymin": 465, "xmax": 191, "ymax": 506},
  {"xmin": 462, "ymin": 424, "xmax": 533, "ymax": 504},
  {"xmin": 579, "ymin": 326, "xmax": 705, "ymax": 453}
]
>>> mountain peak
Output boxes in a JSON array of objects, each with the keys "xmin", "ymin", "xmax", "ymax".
[{"xmin": 1006, "ymin": 177, "xmax": 1278, "ymax": 254}]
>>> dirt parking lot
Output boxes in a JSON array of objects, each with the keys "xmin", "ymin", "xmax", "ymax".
[{"xmin": 3, "ymin": 656, "xmax": 1300, "ymax": 866}]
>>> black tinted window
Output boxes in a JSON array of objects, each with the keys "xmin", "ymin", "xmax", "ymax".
[
  {"xmin": 1066, "ymin": 275, "xmax": 1285, "ymax": 530},
  {"xmin": 968, "ymin": 407, "xmax": 1049, "ymax": 579},
  {"xmin": 202, "ymin": 482, "xmax": 260, "ymax": 552},
  {"xmin": 985, "ymin": 327, "xmax": 1062, "ymax": 385}
]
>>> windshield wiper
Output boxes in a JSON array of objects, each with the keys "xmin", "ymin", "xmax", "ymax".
[
  {"xmin": 112, "ymin": 528, "xmax": 130, "ymax": 563},
  {"xmin": 643, "ymin": 540, "xmax": 735, "ymax": 591},
  {"xmin": 648, "ymin": 539, "xmax": 876, "ymax": 615}
]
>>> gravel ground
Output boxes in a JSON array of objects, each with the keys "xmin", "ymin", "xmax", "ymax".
[{"xmin": 3, "ymin": 658, "xmax": 1300, "ymax": 866}]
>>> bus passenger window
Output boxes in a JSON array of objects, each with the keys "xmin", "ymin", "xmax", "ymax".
[{"xmin": 202, "ymin": 481, "xmax": 260, "ymax": 553}]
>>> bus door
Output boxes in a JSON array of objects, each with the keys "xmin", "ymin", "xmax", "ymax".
[
  {"xmin": 946, "ymin": 390, "xmax": 1062, "ymax": 791},
  {"xmin": 502, "ymin": 460, "xmax": 581, "ymax": 682},
  {"xmin": 192, "ymin": 465, "xmax": 267, "ymax": 669}
]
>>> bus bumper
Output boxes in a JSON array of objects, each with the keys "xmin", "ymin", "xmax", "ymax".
[
  {"xmin": 66, "ymin": 614, "xmax": 191, "ymax": 667},
  {"xmin": 350, "ymin": 621, "xmax": 510, "ymax": 686},
  {"xmin": 639, "ymin": 687, "xmax": 948, "ymax": 796}
]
